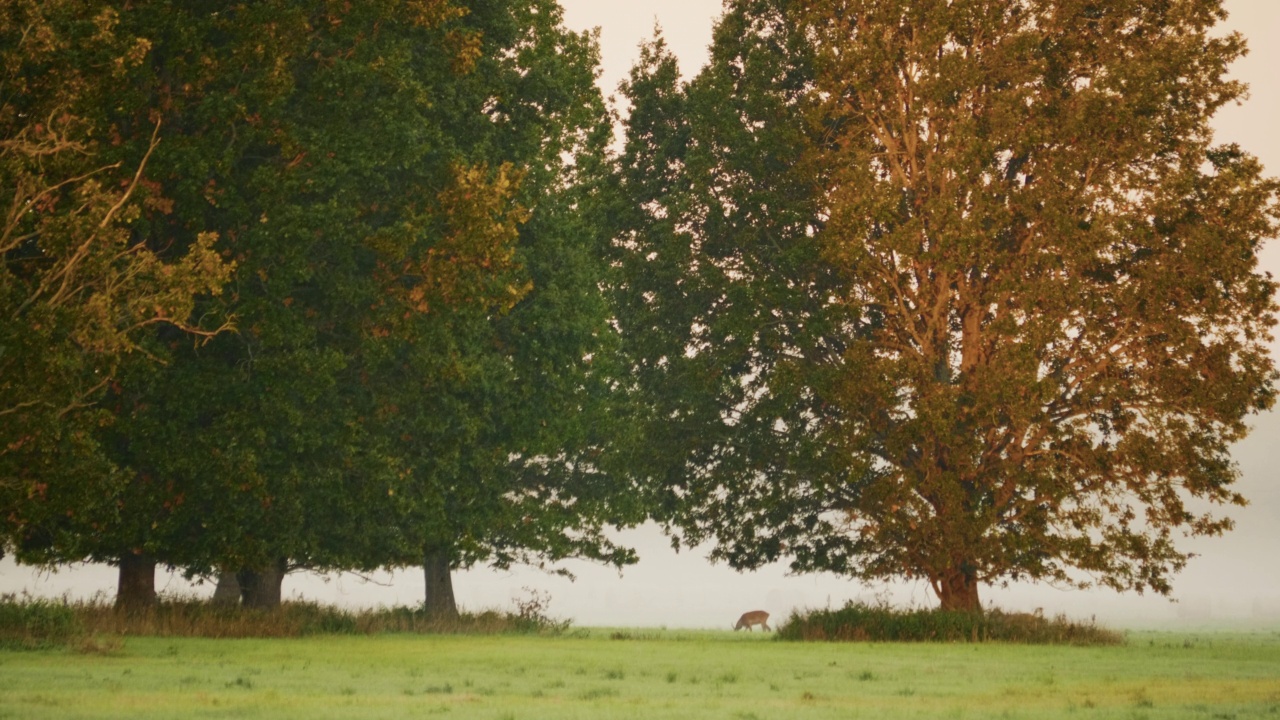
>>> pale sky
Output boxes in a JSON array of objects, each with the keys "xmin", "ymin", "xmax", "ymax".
[{"xmin": 3, "ymin": 0, "xmax": 1277, "ymax": 629}]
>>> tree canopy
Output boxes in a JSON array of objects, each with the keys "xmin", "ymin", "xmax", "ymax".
[
  {"xmin": 2, "ymin": 0, "xmax": 640, "ymax": 612},
  {"xmin": 0, "ymin": 0, "xmax": 232, "ymax": 566},
  {"xmin": 6, "ymin": 0, "xmax": 1276, "ymax": 617},
  {"xmin": 616, "ymin": 0, "xmax": 1278, "ymax": 610}
]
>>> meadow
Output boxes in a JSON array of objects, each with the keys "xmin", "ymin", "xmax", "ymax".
[{"xmin": 2, "ymin": 629, "xmax": 1279, "ymax": 719}]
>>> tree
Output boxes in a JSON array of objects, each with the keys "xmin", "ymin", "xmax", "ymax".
[
  {"xmin": 616, "ymin": 0, "xmax": 1278, "ymax": 611},
  {"xmin": 98, "ymin": 0, "xmax": 489, "ymax": 609},
  {"xmin": 0, "ymin": 0, "xmax": 231, "ymax": 586},
  {"xmin": 3, "ymin": 0, "xmax": 491, "ymax": 605},
  {"xmin": 365, "ymin": 0, "xmax": 642, "ymax": 617},
  {"xmin": 4, "ymin": 0, "xmax": 641, "ymax": 612}
]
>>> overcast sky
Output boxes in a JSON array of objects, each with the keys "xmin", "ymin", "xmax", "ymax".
[{"xmin": 3, "ymin": 0, "xmax": 1277, "ymax": 629}]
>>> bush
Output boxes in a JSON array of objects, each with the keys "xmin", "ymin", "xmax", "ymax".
[
  {"xmin": 0, "ymin": 594, "xmax": 83, "ymax": 650},
  {"xmin": 776, "ymin": 602, "xmax": 1123, "ymax": 645}
]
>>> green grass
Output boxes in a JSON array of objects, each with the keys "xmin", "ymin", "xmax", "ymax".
[{"xmin": 2, "ymin": 630, "xmax": 1279, "ymax": 719}]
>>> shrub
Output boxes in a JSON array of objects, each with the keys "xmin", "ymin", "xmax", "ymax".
[
  {"xmin": 776, "ymin": 602, "xmax": 1123, "ymax": 645},
  {"xmin": 0, "ymin": 594, "xmax": 83, "ymax": 650}
]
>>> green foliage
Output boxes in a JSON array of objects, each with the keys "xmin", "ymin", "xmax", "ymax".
[
  {"xmin": 0, "ymin": 0, "xmax": 233, "ymax": 562},
  {"xmin": 616, "ymin": 0, "xmax": 1279, "ymax": 611},
  {"xmin": 367, "ymin": 0, "xmax": 643, "ymax": 588},
  {"xmin": 776, "ymin": 602, "xmax": 1123, "ymax": 645},
  {"xmin": 0, "ymin": 594, "xmax": 82, "ymax": 650},
  {"xmin": 3, "ymin": 0, "xmax": 640, "ymax": 607},
  {"xmin": 83, "ymin": 0, "xmax": 528, "ymax": 579}
]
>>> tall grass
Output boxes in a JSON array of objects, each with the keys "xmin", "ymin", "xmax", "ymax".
[
  {"xmin": 777, "ymin": 601, "xmax": 1123, "ymax": 645},
  {"xmin": 0, "ymin": 594, "xmax": 570, "ymax": 647},
  {"xmin": 0, "ymin": 594, "xmax": 81, "ymax": 649}
]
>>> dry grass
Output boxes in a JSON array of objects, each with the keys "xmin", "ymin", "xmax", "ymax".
[
  {"xmin": 77, "ymin": 601, "xmax": 546, "ymax": 638},
  {"xmin": 0, "ymin": 593, "xmax": 569, "ymax": 648}
]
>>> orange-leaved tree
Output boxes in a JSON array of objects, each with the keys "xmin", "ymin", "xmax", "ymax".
[{"xmin": 616, "ymin": 0, "xmax": 1277, "ymax": 611}]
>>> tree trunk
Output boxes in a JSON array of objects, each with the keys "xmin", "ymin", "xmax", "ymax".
[
  {"xmin": 211, "ymin": 571, "xmax": 241, "ymax": 605},
  {"xmin": 237, "ymin": 558, "xmax": 287, "ymax": 609},
  {"xmin": 116, "ymin": 553, "xmax": 156, "ymax": 611},
  {"xmin": 933, "ymin": 566, "xmax": 982, "ymax": 612},
  {"xmin": 423, "ymin": 546, "xmax": 458, "ymax": 619}
]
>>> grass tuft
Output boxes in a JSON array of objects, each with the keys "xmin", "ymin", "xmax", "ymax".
[
  {"xmin": 776, "ymin": 602, "xmax": 1123, "ymax": 645},
  {"xmin": 227, "ymin": 676, "xmax": 254, "ymax": 689},
  {"xmin": 609, "ymin": 630, "xmax": 666, "ymax": 641},
  {"xmin": 579, "ymin": 687, "xmax": 619, "ymax": 700},
  {"xmin": 74, "ymin": 633, "xmax": 125, "ymax": 655}
]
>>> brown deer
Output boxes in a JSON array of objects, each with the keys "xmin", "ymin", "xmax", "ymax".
[{"xmin": 733, "ymin": 610, "xmax": 771, "ymax": 632}]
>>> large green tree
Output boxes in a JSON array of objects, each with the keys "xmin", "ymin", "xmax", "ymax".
[
  {"xmin": 100, "ymin": 0, "xmax": 498, "ymax": 608},
  {"xmin": 0, "ymin": 0, "xmax": 231, "ymax": 575},
  {"xmin": 5, "ymin": 0, "xmax": 380, "ymax": 606},
  {"xmin": 617, "ymin": 0, "xmax": 1278, "ymax": 611},
  {"xmin": 5, "ymin": 0, "xmax": 639, "ymax": 611},
  {"xmin": 364, "ymin": 0, "xmax": 641, "ymax": 617}
]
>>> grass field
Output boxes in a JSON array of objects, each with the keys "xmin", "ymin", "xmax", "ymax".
[{"xmin": 1, "ymin": 629, "xmax": 1278, "ymax": 719}]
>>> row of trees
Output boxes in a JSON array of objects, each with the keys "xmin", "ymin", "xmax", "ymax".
[
  {"xmin": 3, "ymin": 0, "xmax": 1276, "ymax": 614},
  {"xmin": 2, "ymin": 0, "xmax": 638, "ymax": 614}
]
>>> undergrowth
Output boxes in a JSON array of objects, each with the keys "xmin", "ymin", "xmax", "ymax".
[
  {"xmin": 0, "ymin": 591, "xmax": 570, "ymax": 649},
  {"xmin": 0, "ymin": 594, "xmax": 81, "ymax": 650},
  {"xmin": 777, "ymin": 602, "xmax": 1123, "ymax": 645}
]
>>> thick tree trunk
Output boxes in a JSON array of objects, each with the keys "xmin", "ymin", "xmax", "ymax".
[
  {"xmin": 423, "ymin": 546, "xmax": 458, "ymax": 619},
  {"xmin": 116, "ymin": 554, "xmax": 157, "ymax": 611},
  {"xmin": 933, "ymin": 567, "xmax": 982, "ymax": 612},
  {"xmin": 237, "ymin": 558, "xmax": 287, "ymax": 609},
  {"xmin": 211, "ymin": 571, "xmax": 241, "ymax": 605}
]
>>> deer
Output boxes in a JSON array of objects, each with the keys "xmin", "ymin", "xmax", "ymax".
[{"xmin": 733, "ymin": 610, "xmax": 771, "ymax": 632}]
